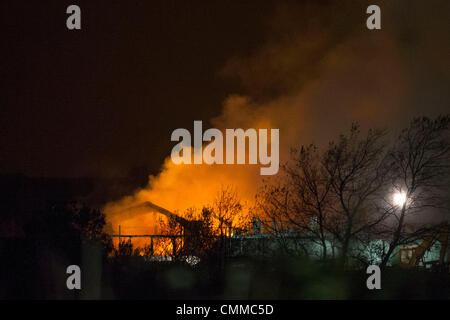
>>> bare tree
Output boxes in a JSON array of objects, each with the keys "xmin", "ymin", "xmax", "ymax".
[
  {"xmin": 157, "ymin": 212, "xmax": 184, "ymax": 258},
  {"xmin": 379, "ymin": 115, "xmax": 450, "ymax": 267},
  {"xmin": 322, "ymin": 124, "xmax": 390, "ymax": 266},
  {"xmin": 256, "ymin": 179, "xmax": 311, "ymax": 257},
  {"xmin": 257, "ymin": 145, "xmax": 334, "ymax": 258},
  {"xmin": 154, "ymin": 187, "xmax": 247, "ymax": 264},
  {"xmin": 258, "ymin": 125, "xmax": 390, "ymax": 264},
  {"xmin": 286, "ymin": 144, "xmax": 334, "ymax": 259},
  {"xmin": 212, "ymin": 186, "xmax": 245, "ymax": 237}
]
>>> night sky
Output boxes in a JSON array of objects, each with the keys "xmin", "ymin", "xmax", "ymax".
[
  {"xmin": 2, "ymin": 0, "xmax": 449, "ymax": 178},
  {"xmin": 2, "ymin": 1, "xmax": 275, "ymax": 177}
]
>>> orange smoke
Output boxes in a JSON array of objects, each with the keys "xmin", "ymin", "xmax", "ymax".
[
  {"xmin": 104, "ymin": 6, "xmax": 412, "ymax": 248},
  {"xmin": 104, "ymin": 143, "xmax": 266, "ymax": 238}
]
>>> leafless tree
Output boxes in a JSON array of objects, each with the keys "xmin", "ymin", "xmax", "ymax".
[
  {"xmin": 155, "ymin": 187, "xmax": 248, "ymax": 264},
  {"xmin": 257, "ymin": 144, "xmax": 334, "ymax": 258},
  {"xmin": 379, "ymin": 115, "xmax": 450, "ymax": 267},
  {"xmin": 212, "ymin": 186, "xmax": 245, "ymax": 237},
  {"xmin": 256, "ymin": 179, "xmax": 311, "ymax": 257},
  {"xmin": 321, "ymin": 124, "xmax": 390, "ymax": 265},
  {"xmin": 287, "ymin": 144, "xmax": 334, "ymax": 259},
  {"xmin": 258, "ymin": 124, "xmax": 391, "ymax": 265}
]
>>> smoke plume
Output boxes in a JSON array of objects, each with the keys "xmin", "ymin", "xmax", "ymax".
[{"xmin": 104, "ymin": 0, "xmax": 450, "ymax": 234}]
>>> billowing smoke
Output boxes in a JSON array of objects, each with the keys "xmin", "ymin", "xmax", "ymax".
[{"xmin": 104, "ymin": 0, "xmax": 449, "ymax": 233}]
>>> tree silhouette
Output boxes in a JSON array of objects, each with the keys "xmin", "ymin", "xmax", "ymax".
[{"xmin": 379, "ymin": 115, "xmax": 450, "ymax": 267}]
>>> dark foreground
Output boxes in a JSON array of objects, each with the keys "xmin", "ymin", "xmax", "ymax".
[{"xmin": 1, "ymin": 239, "xmax": 449, "ymax": 300}]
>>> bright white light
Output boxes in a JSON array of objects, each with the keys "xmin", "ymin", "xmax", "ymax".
[{"xmin": 393, "ymin": 192, "xmax": 407, "ymax": 206}]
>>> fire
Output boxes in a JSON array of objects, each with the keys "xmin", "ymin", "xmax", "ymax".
[
  {"xmin": 104, "ymin": 121, "xmax": 273, "ymax": 254},
  {"xmin": 103, "ymin": 27, "xmax": 407, "ymax": 254},
  {"xmin": 105, "ymin": 178, "xmax": 255, "ymax": 253}
]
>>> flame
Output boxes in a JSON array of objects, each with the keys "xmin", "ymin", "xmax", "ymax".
[
  {"xmin": 103, "ymin": 13, "xmax": 410, "ymax": 253},
  {"xmin": 104, "ymin": 103, "xmax": 279, "ymax": 251}
]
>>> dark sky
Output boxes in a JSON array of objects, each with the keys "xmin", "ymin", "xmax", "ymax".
[
  {"xmin": 2, "ymin": 1, "xmax": 449, "ymax": 179},
  {"xmin": 2, "ymin": 1, "xmax": 275, "ymax": 178}
]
